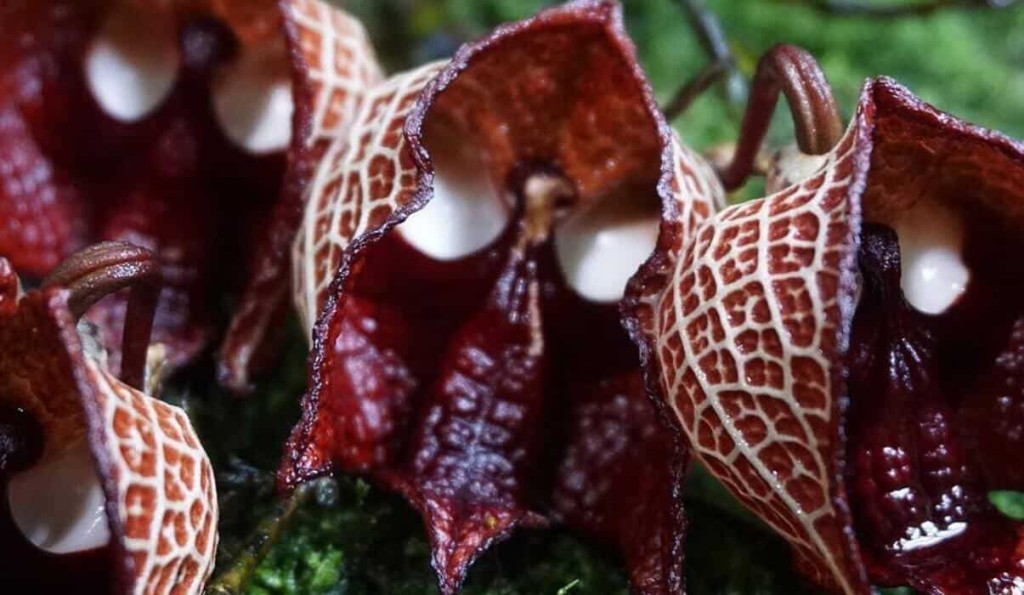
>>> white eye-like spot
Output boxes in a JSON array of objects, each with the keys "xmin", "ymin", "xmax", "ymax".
[
  {"xmin": 396, "ymin": 126, "xmax": 510, "ymax": 261},
  {"xmin": 212, "ymin": 41, "xmax": 294, "ymax": 155},
  {"xmin": 85, "ymin": 4, "xmax": 179, "ymax": 123},
  {"xmin": 8, "ymin": 441, "xmax": 111, "ymax": 554},
  {"xmin": 554, "ymin": 196, "xmax": 660, "ymax": 304},
  {"xmin": 895, "ymin": 200, "xmax": 969, "ymax": 315}
]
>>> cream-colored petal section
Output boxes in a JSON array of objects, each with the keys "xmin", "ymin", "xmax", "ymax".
[
  {"xmin": 212, "ymin": 40, "xmax": 294, "ymax": 155},
  {"xmin": 642, "ymin": 121, "xmax": 869, "ymax": 594},
  {"xmin": 84, "ymin": 4, "xmax": 179, "ymax": 123},
  {"xmin": 84, "ymin": 359, "xmax": 217, "ymax": 595},
  {"xmin": 280, "ymin": 0, "xmax": 384, "ymax": 149},
  {"xmin": 8, "ymin": 440, "xmax": 110, "ymax": 554},
  {"xmin": 894, "ymin": 200, "xmax": 969, "ymax": 315}
]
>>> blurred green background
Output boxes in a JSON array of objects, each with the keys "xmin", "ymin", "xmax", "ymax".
[
  {"xmin": 344, "ymin": 0, "xmax": 1024, "ymax": 149},
  {"xmin": 203, "ymin": 1, "xmax": 1024, "ymax": 593}
]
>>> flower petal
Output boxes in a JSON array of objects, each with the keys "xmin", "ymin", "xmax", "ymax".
[
  {"xmin": 633, "ymin": 76, "xmax": 1024, "ymax": 593},
  {"xmin": 0, "ymin": 266, "xmax": 217, "ymax": 594},
  {"xmin": 283, "ymin": 2, "xmax": 710, "ymax": 592},
  {"xmin": 628, "ymin": 112, "xmax": 871, "ymax": 593},
  {"xmin": 219, "ymin": 0, "xmax": 383, "ymax": 391}
]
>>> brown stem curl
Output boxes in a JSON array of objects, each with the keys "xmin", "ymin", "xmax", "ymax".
[
  {"xmin": 43, "ymin": 241, "xmax": 161, "ymax": 390},
  {"xmin": 717, "ymin": 44, "xmax": 843, "ymax": 191}
]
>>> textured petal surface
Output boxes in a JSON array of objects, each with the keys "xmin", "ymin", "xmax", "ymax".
[
  {"xmin": 630, "ymin": 109, "xmax": 870, "ymax": 593},
  {"xmin": 633, "ymin": 76, "xmax": 1024, "ymax": 594},
  {"xmin": 291, "ymin": 60, "xmax": 445, "ymax": 333},
  {"xmin": 85, "ymin": 359, "xmax": 218, "ymax": 595},
  {"xmin": 220, "ymin": 0, "xmax": 382, "ymax": 390},
  {"xmin": 0, "ymin": 263, "xmax": 217, "ymax": 594},
  {"xmin": 283, "ymin": 2, "xmax": 720, "ymax": 592}
]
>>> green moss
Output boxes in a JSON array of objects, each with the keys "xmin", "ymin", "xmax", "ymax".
[{"xmin": 990, "ymin": 491, "xmax": 1024, "ymax": 521}]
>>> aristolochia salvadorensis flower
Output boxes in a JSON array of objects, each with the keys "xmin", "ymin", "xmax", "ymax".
[
  {"xmin": 0, "ymin": 0, "xmax": 380, "ymax": 392},
  {"xmin": 279, "ymin": 1, "xmax": 725, "ymax": 592},
  {"xmin": 628, "ymin": 45, "xmax": 1024, "ymax": 594}
]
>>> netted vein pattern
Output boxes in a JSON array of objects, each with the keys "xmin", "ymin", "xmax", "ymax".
[
  {"xmin": 648, "ymin": 124, "xmax": 864, "ymax": 593},
  {"xmin": 87, "ymin": 360, "xmax": 217, "ymax": 595},
  {"xmin": 292, "ymin": 62, "xmax": 446, "ymax": 332},
  {"xmin": 282, "ymin": 0, "xmax": 382, "ymax": 152}
]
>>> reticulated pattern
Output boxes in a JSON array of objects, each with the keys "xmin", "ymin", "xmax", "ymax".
[
  {"xmin": 282, "ymin": 0, "xmax": 382, "ymax": 154},
  {"xmin": 644, "ymin": 123, "xmax": 866, "ymax": 593},
  {"xmin": 218, "ymin": 0, "xmax": 383, "ymax": 391},
  {"xmin": 87, "ymin": 360, "xmax": 217, "ymax": 595},
  {"xmin": 0, "ymin": 260, "xmax": 218, "ymax": 595},
  {"xmin": 292, "ymin": 61, "xmax": 446, "ymax": 332},
  {"xmin": 666, "ymin": 133, "xmax": 726, "ymax": 239}
]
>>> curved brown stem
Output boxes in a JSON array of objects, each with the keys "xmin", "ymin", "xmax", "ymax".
[
  {"xmin": 716, "ymin": 44, "xmax": 843, "ymax": 192},
  {"xmin": 43, "ymin": 242, "xmax": 161, "ymax": 390}
]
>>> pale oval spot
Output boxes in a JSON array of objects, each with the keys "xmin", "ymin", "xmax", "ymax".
[
  {"xmin": 765, "ymin": 145, "xmax": 829, "ymax": 194},
  {"xmin": 396, "ymin": 125, "xmax": 510, "ymax": 261},
  {"xmin": 8, "ymin": 441, "xmax": 111, "ymax": 554},
  {"xmin": 84, "ymin": 4, "xmax": 179, "ymax": 123},
  {"xmin": 212, "ymin": 41, "xmax": 294, "ymax": 155},
  {"xmin": 554, "ymin": 195, "xmax": 660, "ymax": 303},
  {"xmin": 894, "ymin": 201, "xmax": 969, "ymax": 315}
]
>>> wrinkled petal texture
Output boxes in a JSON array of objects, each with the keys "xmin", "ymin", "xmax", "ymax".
[
  {"xmin": 85, "ymin": 360, "xmax": 218, "ymax": 594},
  {"xmin": 630, "ymin": 102, "xmax": 870, "ymax": 592},
  {"xmin": 283, "ymin": 1, "xmax": 724, "ymax": 593},
  {"xmin": 0, "ymin": 262, "xmax": 218, "ymax": 594},
  {"xmin": 220, "ymin": 0, "xmax": 382, "ymax": 390},
  {"xmin": 0, "ymin": 0, "xmax": 295, "ymax": 374},
  {"xmin": 634, "ymin": 75, "xmax": 1024, "ymax": 594}
]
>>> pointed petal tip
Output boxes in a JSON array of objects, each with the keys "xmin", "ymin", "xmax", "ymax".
[
  {"xmin": 425, "ymin": 507, "xmax": 534, "ymax": 594},
  {"xmin": 388, "ymin": 482, "xmax": 545, "ymax": 595}
]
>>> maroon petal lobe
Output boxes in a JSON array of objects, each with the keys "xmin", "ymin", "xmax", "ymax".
[
  {"xmin": 282, "ymin": 2, "xmax": 725, "ymax": 592},
  {"xmin": 631, "ymin": 74, "xmax": 1024, "ymax": 593},
  {"xmin": 846, "ymin": 224, "xmax": 1024, "ymax": 592},
  {"xmin": 383, "ymin": 228, "xmax": 553, "ymax": 591},
  {"xmin": 0, "ymin": 0, "xmax": 297, "ymax": 373},
  {"xmin": 551, "ymin": 368, "xmax": 687, "ymax": 594}
]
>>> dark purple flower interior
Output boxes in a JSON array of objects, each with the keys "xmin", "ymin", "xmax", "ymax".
[{"xmin": 847, "ymin": 219, "xmax": 1024, "ymax": 592}]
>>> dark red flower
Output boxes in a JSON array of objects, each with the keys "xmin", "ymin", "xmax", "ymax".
[
  {"xmin": 219, "ymin": 0, "xmax": 381, "ymax": 391},
  {"xmin": 0, "ymin": 0, "xmax": 378, "ymax": 385},
  {"xmin": 629, "ymin": 62, "xmax": 1024, "ymax": 593},
  {"xmin": 0, "ymin": 243, "xmax": 217, "ymax": 593},
  {"xmin": 276, "ymin": 1, "xmax": 724, "ymax": 592}
]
